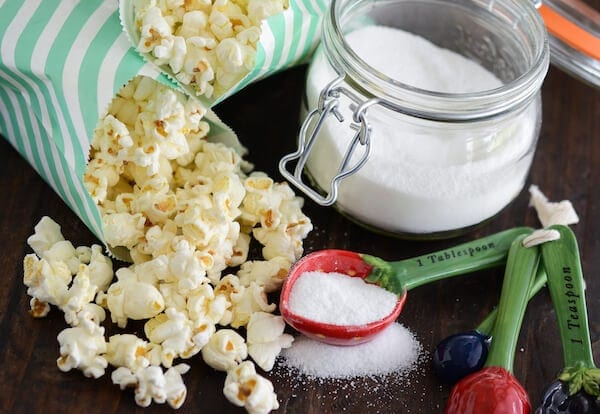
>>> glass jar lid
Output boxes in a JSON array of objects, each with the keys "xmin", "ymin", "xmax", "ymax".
[{"xmin": 539, "ymin": 0, "xmax": 600, "ymax": 87}]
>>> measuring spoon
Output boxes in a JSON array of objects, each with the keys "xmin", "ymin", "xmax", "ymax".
[
  {"xmin": 536, "ymin": 225, "xmax": 600, "ymax": 413},
  {"xmin": 280, "ymin": 227, "xmax": 532, "ymax": 345}
]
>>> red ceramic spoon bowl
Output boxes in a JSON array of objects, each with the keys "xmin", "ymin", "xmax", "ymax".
[{"xmin": 279, "ymin": 249, "xmax": 407, "ymax": 346}]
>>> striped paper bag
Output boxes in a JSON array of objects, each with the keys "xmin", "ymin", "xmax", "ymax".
[{"xmin": 0, "ymin": 0, "xmax": 326, "ymax": 246}]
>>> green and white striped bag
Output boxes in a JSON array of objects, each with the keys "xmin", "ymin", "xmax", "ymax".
[{"xmin": 0, "ymin": 0, "xmax": 326, "ymax": 244}]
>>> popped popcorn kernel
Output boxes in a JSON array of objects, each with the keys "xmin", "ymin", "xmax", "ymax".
[
  {"xmin": 144, "ymin": 307, "xmax": 200, "ymax": 367},
  {"xmin": 102, "ymin": 212, "xmax": 146, "ymax": 250},
  {"xmin": 43, "ymin": 240, "xmax": 80, "ymax": 275},
  {"xmin": 62, "ymin": 268, "xmax": 99, "ymax": 326},
  {"xmin": 237, "ymin": 256, "xmax": 291, "ymax": 293},
  {"xmin": 27, "ymin": 216, "xmax": 64, "ymax": 257},
  {"xmin": 112, "ymin": 363, "xmax": 190, "ymax": 409},
  {"xmin": 87, "ymin": 244, "xmax": 114, "ymax": 291},
  {"xmin": 186, "ymin": 283, "xmax": 229, "ymax": 324},
  {"xmin": 105, "ymin": 334, "xmax": 153, "ymax": 370},
  {"xmin": 56, "ymin": 316, "xmax": 107, "ymax": 379},
  {"xmin": 246, "ymin": 312, "xmax": 293, "ymax": 371},
  {"xmin": 23, "ymin": 253, "xmax": 70, "ymax": 308},
  {"xmin": 201, "ymin": 328, "xmax": 247, "ymax": 371},
  {"xmin": 229, "ymin": 282, "xmax": 276, "ymax": 329},
  {"xmin": 106, "ymin": 270, "xmax": 165, "ymax": 327},
  {"xmin": 223, "ymin": 360, "xmax": 279, "ymax": 414}
]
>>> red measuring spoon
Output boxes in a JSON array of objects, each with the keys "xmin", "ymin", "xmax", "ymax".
[
  {"xmin": 280, "ymin": 249, "xmax": 407, "ymax": 346},
  {"xmin": 280, "ymin": 227, "xmax": 532, "ymax": 346}
]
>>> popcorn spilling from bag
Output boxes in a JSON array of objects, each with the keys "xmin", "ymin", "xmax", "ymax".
[
  {"xmin": 133, "ymin": 0, "xmax": 288, "ymax": 99},
  {"xmin": 22, "ymin": 75, "xmax": 310, "ymax": 412}
]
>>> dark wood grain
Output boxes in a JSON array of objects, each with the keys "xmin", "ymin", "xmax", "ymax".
[{"xmin": 0, "ymin": 58, "xmax": 598, "ymax": 413}]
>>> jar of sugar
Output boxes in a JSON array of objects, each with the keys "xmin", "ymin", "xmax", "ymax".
[{"xmin": 280, "ymin": 0, "xmax": 549, "ymax": 238}]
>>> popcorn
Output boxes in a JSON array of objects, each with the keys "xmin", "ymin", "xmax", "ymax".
[
  {"xmin": 212, "ymin": 171, "xmax": 246, "ymax": 219},
  {"xmin": 229, "ymin": 282, "xmax": 276, "ymax": 329},
  {"xmin": 167, "ymin": 238, "xmax": 210, "ymax": 291},
  {"xmin": 132, "ymin": 255, "xmax": 172, "ymax": 285},
  {"xmin": 247, "ymin": 0, "xmax": 286, "ymax": 25},
  {"xmin": 23, "ymin": 72, "xmax": 314, "ymax": 411},
  {"xmin": 201, "ymin": 329, "xmax": 247, "ymax": 371},
  {"xmin": 237, "ymin": 256, "xmax": 291, "ymax": 293},
  {"xmin": 246, "ymin": 312, "xmax": 293, "ymax": 371},
  {"xmin": 27, "ymin": 216, "xmax": 64, "ymax": 257},
  {"xmin": 213, "ymin": 274, "xmax": 244, "ymax": 325},
  {"xmin": 112, "ymin": 363, "xmax": 190, "ymax": 409},
  {"xmin": 186, "ymin": 283, "xmax": 230, "ymax": 325},
  {"xmin": 215, "ymin": 38, "xmax": 245, "ymax": 73},
  {"xmin": 159, "ymin": 282, "xmax": 188, "ymax": 311},
  {"xmin": 84, "ymin": 153, "xmax": 123, "ymax": 204},
  {"xmin": 162, "ymin": 364, "xmax": 190, "ymax": 409},
  {"xmin": 194, "ymin": 141, "xmax": 243, "ymax": 176},
  {"xmin": 207, "ymin": 222, "xmax": 243, "ymax": 280},
  {"xmin": 89, "ymin": 74, "xmax": 312, "ymax": 287},
  {"xmin": 23, "ymin": 222, "xmax": 115, "ymax": 321},
  {"xmin": 42, "ymin": 240, "xmax": 80, "ymax": 275},
  {"xmin": 105, "ymin": 334, "xmax": 154, "ymax": 370},
  {"xmin": 106, "ymin": 268, "xmax": 165, "ymax": 327},
  {"xmin": 179, "ymin": 11, "xmax": 208, "ymax": 38},
  {"xmin": 141, "ymin": 222, "xmax": 178, "ymax": 258},
  {"xmin": 189, "ymin": 316, "xmax": 216, "ymax": 353},
  {"xmin": 223, "ymin": 361, "xmax": 279, "ymax": 414},
  {"xmin": 141, "ymin": 192, "xmax": 179, "ymax": 225},
  {"xmin": 92, "ymin": 114, "xmax": 133, "ymax": 164},
  {"xmin": 241, "ymin": 174, "xmax": 313, "ymax": 262},
  {"xmin": 62, "ymin": 268, "xmax": 99, "ymax": 326},
  {"xmin": 87, "ymin": 244, "xmax": 114, "ymax": 291},
  {"xmin": 23, "ymin": 253, "xmax": 71, "ymax": 309},
  {"xmin": 56, "ymin": 315, "xmax": 107, "ymax": 379},
  {"xmin": 75, "ymin": 245, "xmax": 93, "ymax": 264},
  {"xmin": 102, "ymin": 212, "xmax": 146, "ymax": 250},
  {"xmin": 138, "ymin": 7, "xmax": 173, "ymax": 55},
  {"xmin": 76, "ymin": 302, "xmax": 107, "ymax": 326},
  {"xmin": 144, "ymin": 307, "xmax": 204, "ymax": 366},
  {"xmin": 133, "ymin": 0, "xmax": 289, "ymax": 99}
]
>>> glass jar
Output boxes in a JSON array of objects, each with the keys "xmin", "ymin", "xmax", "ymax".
[{"xmin": 279, "ymin": 0, "xmax": 550, "ymax": 239}]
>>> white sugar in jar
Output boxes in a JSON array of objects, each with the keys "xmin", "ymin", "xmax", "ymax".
[{"xmin": 280, "ymin": 0, "xmax": 549, "ymax": 238}]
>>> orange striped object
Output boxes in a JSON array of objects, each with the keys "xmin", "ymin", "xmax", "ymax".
[{"xmin": 539, "ymin": 3, "xmax": 600, "ymax": 60}]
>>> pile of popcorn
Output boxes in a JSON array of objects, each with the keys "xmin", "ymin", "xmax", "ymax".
[
  {"xmin": 23, "ymin": 75, "xmax": 312, "ymax": 412},
  {"xmin": 134, "ymin": 0, "xmax": 288, "ymax": 99}
]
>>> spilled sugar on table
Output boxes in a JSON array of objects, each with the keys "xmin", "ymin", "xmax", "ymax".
[{"xmin": 0, "ymin": 63, "xmax": 598, "ymax": 413}]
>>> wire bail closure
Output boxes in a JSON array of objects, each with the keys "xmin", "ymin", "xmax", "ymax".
[{"xmin": 279, "ymin": 74, "xmax": 379, "ymax": 206}]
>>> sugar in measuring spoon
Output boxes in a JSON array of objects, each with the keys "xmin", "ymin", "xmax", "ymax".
[{"xmin": 280, "ymin": 227, "xmax": 532, "ymax": 346}]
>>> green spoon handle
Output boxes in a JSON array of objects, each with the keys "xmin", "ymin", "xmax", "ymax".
[
  {"xmin": 477, "ymin": 265, "xmax": 547, "ymax": 337},
  {"xmin": 484, "ymin": 234, "xmax": 539, "ymax": 372},
  {"xmin": 541, "ymin": 224, "xmax": 595, "ymax": 369},
  {"xmin": 363, "ymin": 227, "xmax": 533, "ymax": 295}
]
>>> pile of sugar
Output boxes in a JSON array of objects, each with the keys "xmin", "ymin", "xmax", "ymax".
[
  {"xmin": 288, "ymin": 270, "xmax": 399, "ymax": 325},
  {"xmin": 278, "ymin": 323, "xmax": 422, "ymax": 379}
]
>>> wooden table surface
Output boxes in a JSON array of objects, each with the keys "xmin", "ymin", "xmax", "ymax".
[{"xmin": 1, "ymin": 59, "xmax": 599, "ymax": 413}]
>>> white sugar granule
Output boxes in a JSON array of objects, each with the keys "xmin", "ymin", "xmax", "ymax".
[
  {"xmin": 288, "ymin": 271, "xmax": 399, "ymax": 325},
  {"xmin": 279, "ymin": 323, "xmax": 422, "ymax": 379}
]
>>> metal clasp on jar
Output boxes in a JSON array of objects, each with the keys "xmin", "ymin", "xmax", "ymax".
[{"xmin": 279, "ymin": 74, "xmax": 380, "ymax": 206}]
